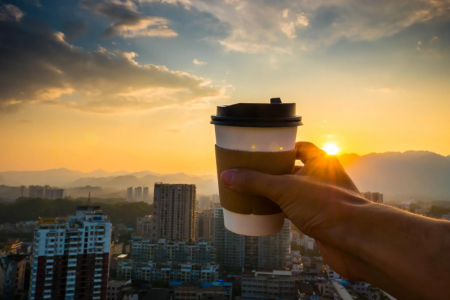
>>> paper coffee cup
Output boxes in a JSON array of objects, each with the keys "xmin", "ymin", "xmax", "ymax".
[{"xmin": 211, "ymin": 98, "xmax": 302, "ymax": 236}]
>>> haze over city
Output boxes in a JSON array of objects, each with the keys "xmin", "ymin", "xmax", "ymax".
[{"xmin": 1, "ymin": 0, "xmax": 450, "ymax": 176}]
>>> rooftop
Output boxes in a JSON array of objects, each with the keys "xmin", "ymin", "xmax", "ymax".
[{"xmin": 332, "ymin": 281, "xmax": 353, "ymax": 300}]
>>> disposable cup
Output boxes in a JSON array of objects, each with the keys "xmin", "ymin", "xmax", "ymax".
[{"xmin": 211, "ymin": 98, "xmax": 302, "ymax": 236}]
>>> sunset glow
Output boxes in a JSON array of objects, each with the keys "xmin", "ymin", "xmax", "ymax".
[
  {"xmin": 323, "ymin": 143, "xmax": 340, "ymax": 155},
  {"xmin": 0, "ymin": 1, "xmax": 449, "ymax": 175}
]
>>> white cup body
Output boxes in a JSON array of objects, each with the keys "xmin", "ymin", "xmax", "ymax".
[{"xmin": 215, "ymin": 125, "xmax": 297, "ymax": 236}]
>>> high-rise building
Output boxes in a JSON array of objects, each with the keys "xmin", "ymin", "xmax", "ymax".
[
  {"xmin": 214, "ymin": 205, "xmax": 290, "ymax": 270},
  {"xmin": 363, "ymin": 192, "xmax": 384, "ymax": 204},
  {"xmin": 126, "ymin": 187, "xmax": 133, "ymax": 202},
  {"xmin": 134, "ymin": 187, "xmax": 143, "ymax": 202},
  {"xmin": 29, "ymin": 185, "xmax": 45, "ymax": 198},
  {"xmin": 258, "ymin": 220, "xmax": 290, "ymax": 270},
  {"xmin": 0, "ymin": 255, "xmax": 27, "ymax": 299},
  {"xmin": 143, "ymin": 187, "xmax": 149, "ymax": 202},
  {"xmin": 44, "ymin": 186, "xmax": 53, "ymax": 199},
  {"xmin": 20, "ymin": 185, "xmax": 27, "ymax": 197},
  {"xmin": 136, "ymin": 215, "xmax": 154, "ymax": 237},
  {"xmin": 196, "ymin": 209, "xmax": 214, "ymax": 241},
  {"xmin": 197, "ymin": 196, "xmax": 211, "ymax": 211},
  {"xmin": 53, "ymin": 189, "xmax": 65, "ymax": 200},
  {"xmin": 29, "ymin": 186, "xmax": 64, "ymax": 200},
  {"xmin": 29, "ymin": 206, "xmax": 111, "ymax": 300},
  {"xmin": 372, "ymin": 192, "xmax": 384, "ymax": 204},
  {"xmin": 211, "ymin": 194, "xmax": 220, "ymax": 204},
  {"xmin": 153, "ymin": 183, "xmax": 196, "ymax": 241},
  {"xmin": 213, "ymin": 205, "xmax": 245, "ymax": 268}
]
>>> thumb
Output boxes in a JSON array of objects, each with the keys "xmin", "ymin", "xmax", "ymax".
[{"xmin": 220, "ymin": 168, "xmax": 287, "ymax": 201}]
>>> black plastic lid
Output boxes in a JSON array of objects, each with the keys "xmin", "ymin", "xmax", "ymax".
[{"xmin": 210, "ymin": 98, "xmax": 302, "ymax": 127}]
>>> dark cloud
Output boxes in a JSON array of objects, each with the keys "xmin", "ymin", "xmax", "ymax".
[
  {"xmin": 82, "ymin": 0, "xmax": 177, "ymax": 38},
  {"xmin": 0, "ymin": 5, "xmax": 222, "ymax": 113},
  {"xmin": 62, "ymin": 20, "xmax": 89, "ymax": 39}
]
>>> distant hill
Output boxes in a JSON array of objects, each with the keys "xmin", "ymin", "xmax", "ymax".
[
  {"xmin": 2, "ymin": 150, "xmax": 450, "ymax": 201},
  {"xmin": 0, "ymin": 169, "xmax": 219, "ymax": 196},
  {"xmin": 338, "ymin": 151, "xmax": 450, "ymax": 200}
]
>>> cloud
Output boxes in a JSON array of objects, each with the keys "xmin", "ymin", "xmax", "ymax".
[
  {"xmin": 417, "ymin": 40, "xmax": 422, "ymax": 50},
  {"xmin": 150, "ymin": 0, "xmax": 450, "ymax": 53},
  {"xmin": 0, "ymin": 4, "xmax": 25, "ymax": 21},
  {"xmin": 82, "ymin": 0, "xmax": 177, "ymax": 38},
  {"xmin": 430, "ymin": 36, "xmax": 439, "ymax": 43},
  {"xmin": 63, "ymin": 20, "xmax": 90, "ymax": 39},
  {"xmin": 280, "ymin": 22, "xmax": 296, "ymax": 39},
  {"xmin": 296, "ymin": 12, "xmax": 309, "ymax": 27},
  {"xmin": 193, "ymin": 58, "xmax": 206, "ymax": 65},
  {"xmin": 0, "ymin": 16, "xmax": 223, "ymax": 113}
]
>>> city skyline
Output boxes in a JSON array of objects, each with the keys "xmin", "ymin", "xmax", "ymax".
[{"xmin": 1, "ymin": 1, "xmax": 450, "ymax": 175}]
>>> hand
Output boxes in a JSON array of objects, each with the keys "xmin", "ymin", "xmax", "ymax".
[
  {"xmin": 221, "ymin": 141, "xmax": 450, "ymax": 299},
  {"xmin": 220, "ymin": 141, "xmax": 373, "ymax": 281}
]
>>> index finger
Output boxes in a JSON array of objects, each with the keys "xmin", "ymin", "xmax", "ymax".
[{"xmin": 295, "ymin": 141, "xmax": 327, "ymax": 165}]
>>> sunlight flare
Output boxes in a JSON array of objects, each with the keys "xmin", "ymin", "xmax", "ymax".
[{"xmin": 323, "ymin": 142, "xmax": 340, "ymax": 155}]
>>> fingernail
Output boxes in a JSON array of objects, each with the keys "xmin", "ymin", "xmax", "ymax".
[{"xmin": 221, "ymin": 169, "xmax": 237, "ymax": 186}]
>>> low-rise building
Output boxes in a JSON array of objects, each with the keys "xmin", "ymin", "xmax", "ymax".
[
  {"xmin": 173, "ymin": 286, "xmax": 226, "ymax": 300},
  {"xmin": 241, "ymin": 270, "xmax": 298, "ymax": 300},
  {"xmin": 107, "ymin": 279, "xmax": 130, "ymax": 300},
  {"xmin": 116, "ymin": 261, "xmax": 219, "ymax": 283},
  {"xmin": 0, "ymin": 255, "xmax": 27, "ymax": 299},
  {"xmin": 131, "ymin": 238, "xmax": 216, "ymax": 263}
]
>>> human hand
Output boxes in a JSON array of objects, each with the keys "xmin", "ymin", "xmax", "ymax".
[{"xmin": 220, "ymin": 141, "xmax": 372, "ymax": 280}]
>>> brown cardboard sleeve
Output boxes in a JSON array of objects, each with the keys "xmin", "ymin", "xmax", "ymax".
[{"xmin": 215, "ymin": 145, "xmax": 296, "ymax": 215}]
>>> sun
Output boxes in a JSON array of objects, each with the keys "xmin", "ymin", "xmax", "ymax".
[{"xmin": 323, "ymin": 142, "xmax": 340, "ymax": 155}]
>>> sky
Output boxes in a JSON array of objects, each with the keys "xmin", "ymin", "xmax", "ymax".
[{"xmin": 0, "ymin": 0, "xmax": 449, "ymax": 175}]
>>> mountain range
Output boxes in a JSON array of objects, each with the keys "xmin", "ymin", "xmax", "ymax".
[
  {"xmin": 340, "ymin": 151, "xmax": 450, "ymax": 201},
  {"xmin": 1, "ymin": 150, "xmax": 450, "ymax": 201},
  {"xmin": 0, "ymin": 169, "xmax": 218, "ymax": 198}
]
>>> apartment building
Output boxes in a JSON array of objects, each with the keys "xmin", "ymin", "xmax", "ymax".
[{"xmin": 29, "ymin": 206, "xmax": 111, "ymax": 300}]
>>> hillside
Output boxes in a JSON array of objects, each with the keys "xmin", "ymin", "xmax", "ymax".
[{"xmin": 338, "ymin": 151, "xmax": 450, "ymax": 200}]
